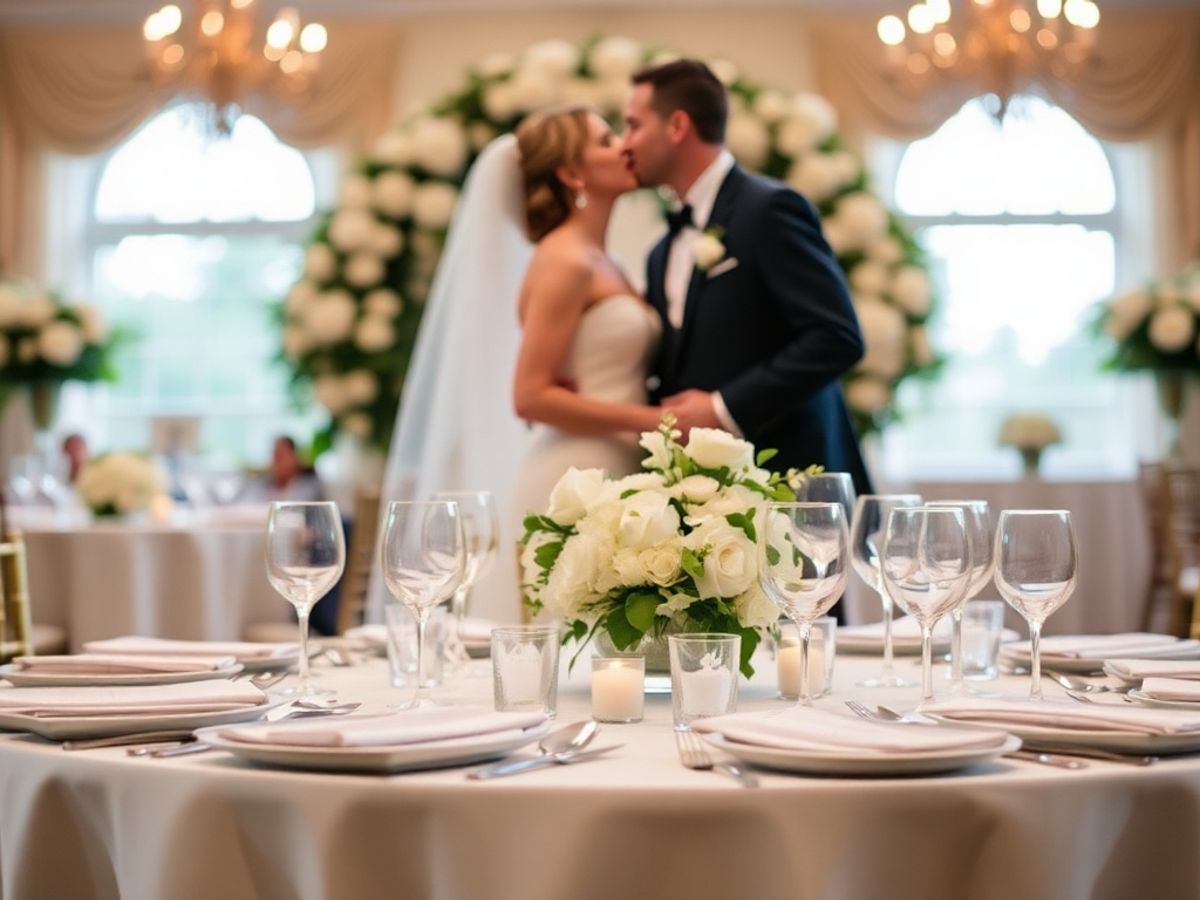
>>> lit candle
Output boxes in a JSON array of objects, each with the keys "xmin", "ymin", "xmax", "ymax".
[
  {"xmin": 591, "ymin": 658, "xmax": 644, "ymax": 722},
  {"xmin": 680, "ymin": 667, "xmax": 733, "ymax": 717},
  {"xmin": 778, "ymin": 637, "xmax": 826, "ymax": 698}
]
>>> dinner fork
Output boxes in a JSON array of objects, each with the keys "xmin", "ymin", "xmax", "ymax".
[{"xmin": 674, "ymin": 730, "xmax": 758, "ymax": 788}]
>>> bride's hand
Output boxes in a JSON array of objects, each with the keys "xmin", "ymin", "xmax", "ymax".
[{"xmin": 662, "ymin": 390, "xmax": 721, "ymax": 435}]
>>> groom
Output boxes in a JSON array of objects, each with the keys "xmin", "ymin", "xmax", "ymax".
[{"xmin": 622, "ymin": 59, "xmax": 872, "ymax": 496}]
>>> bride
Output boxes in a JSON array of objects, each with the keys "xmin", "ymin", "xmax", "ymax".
[{"xmin": 371, "ymin": 107, "xmax": 661, "ymax": 623}]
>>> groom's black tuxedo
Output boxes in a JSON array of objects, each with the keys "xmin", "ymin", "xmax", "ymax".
[{"xmin": 647, "ymin": 164, "xmax": 873, "ymax": 494}]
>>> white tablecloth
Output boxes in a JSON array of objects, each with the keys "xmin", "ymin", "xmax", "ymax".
[
  {"xmin": 0, "ymin": 653, "xmax": 1197, "ymax": 899},
  {"xmin": 18, "ymin": 516, "xmax": 291, "ymax": 651}
]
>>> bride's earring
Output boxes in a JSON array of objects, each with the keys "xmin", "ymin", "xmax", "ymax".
[{"xmin": 574, "ymin": 190, "xmax": 588, "ymax": 210}]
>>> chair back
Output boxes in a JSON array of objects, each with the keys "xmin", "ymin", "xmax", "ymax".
[
  {"xmin": 0, "ymin": 531, "xmax": 34, "ymax": 662},
  {"xmin": 337, "ymin": 490, "xmax": 381, "ymax": 634},
  {"xmin": 1159, "ymin": 464, "xmax": 1200, "ymax": 637}
]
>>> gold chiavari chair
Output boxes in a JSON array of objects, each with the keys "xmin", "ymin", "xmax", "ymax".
[
  {"xmin": 1139, "ymin": 462, "xmax": 1171, "ymax": 631},
  {"xmin": 1158, "ymin": 464, "xmax": 1200, "ymax": 638},
  {"xmin": 336, "ymin": 489, "xmax": 381, "ymax": 635},
  {"xmin": 0, "ymin": 531, "xmax": 33, "ymax": 662}
]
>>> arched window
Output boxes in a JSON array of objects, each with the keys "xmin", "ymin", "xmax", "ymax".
[
  {"xmin": 77, "ymin": 104, "xmax": 329, "ymax": 462},
  {"xmin": 881, "ymin": 95, "xmax": 1146, "ymax": 478}
]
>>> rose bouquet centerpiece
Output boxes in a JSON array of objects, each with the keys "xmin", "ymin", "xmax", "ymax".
[
  {"xmin": 521, "ymin": 418, "xmax": 811, "ymax": 678},
  {"xmin": 998, "ymin": 413, "xmax": 1062, "ymax": 474},
  {"xmin": 76, "ymin": 453, "xmax": 169, "ymax": 518}
]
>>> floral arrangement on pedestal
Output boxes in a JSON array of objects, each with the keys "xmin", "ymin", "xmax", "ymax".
[
  {"xmin": 280, "ymin": 35, "xmax": 940, "ymax": 453},
  {"xmin": 76, "ymin": 453, "xmax": 169, "ymax": 518},
  {"xmin": 998, "ymin": 413, "xmax": 1062, "ymax": 475},
  {"xmin": 521, "ymin": 418, "xmax": 811, "ymax": 678}
]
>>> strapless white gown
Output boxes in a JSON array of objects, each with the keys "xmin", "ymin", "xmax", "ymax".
[{"xmin": 512, "ymin": 294, "xmax": 662, "ymax": 519}]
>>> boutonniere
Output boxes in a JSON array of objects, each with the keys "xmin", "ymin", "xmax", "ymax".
[{"xmin": 692, "ymin": 226, "xmax": 726, "ymax": 272}]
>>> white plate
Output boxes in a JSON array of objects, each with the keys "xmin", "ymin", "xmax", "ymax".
[
  {"xmin": 239, "ymin": 652, "xmax": 301, "ymax": 673},
  {"xmin": 1004, "ymin": 643, "xmax": 1200, "ymax": 675},
  {"xmin": 0, "ymin": 696, "xmax": 289, "ymax": 740},
  {"xmin": 1101, "ymin": 662, "xmax": 1200, "ymax": 686},
  {"xmin": 0, "ymin": 663, "xmax": 245, "ymax": 688},
  {"xmin": 700, "ymin": 733, "xmax": 1021, "ymax": 776},
  {"xmin": 928, "ymin": 715, "xmax": 1200, "ymax": 755},
  {"xmin": 193, "ymin": 721, "xmax": 552, "ymax": 773},
  {"xmin": 1126, "ymin": 690, "xmax": 1200, "ymax": 711}
]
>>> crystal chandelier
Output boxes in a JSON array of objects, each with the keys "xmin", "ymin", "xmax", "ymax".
[
  {"xmin": 142, "ymin": 1, "xmax": 327, "ymax": 135},
  {"xmin": 876, "ymin": 0, "xmax": 1101, "ymax": 119}
]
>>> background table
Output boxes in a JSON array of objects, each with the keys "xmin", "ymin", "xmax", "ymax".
[{"xmin": 0, "ymin": 653, "xmax": 1197, "ymax": 900}]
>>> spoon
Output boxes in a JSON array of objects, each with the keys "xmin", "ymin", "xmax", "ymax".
[
  {"xmin": 467, "ymin": 720, "xmax": 602, "ymax": 780},
  {"xmin": 1046, "ymin": 672, "xmax": 1129, "ymax": 694}
]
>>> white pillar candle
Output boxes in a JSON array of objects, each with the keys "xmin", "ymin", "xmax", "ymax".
[
  {"xmin": 591, "ymin": 659, "xmax": 644, "ymax": 722},
  {"xmin": 680, "ymin": 667, "xmax": 733, "ymax": 717},
  {"xmin": 778, "ymin": 638, "xmax": 825, "ymax": 697}
]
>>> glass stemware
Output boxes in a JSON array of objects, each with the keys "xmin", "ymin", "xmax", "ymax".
[
  {"xmin": 380, "ymin": 500, "xmax": 466, "ymax": 708},
  {"xmin": 850, "ymin": 493, "xmax": 923, "ymax": 687},
  {"xmin": 265, "ymin": 501, "xmax": 346, "ymax": 699},
  {"xmin": 759, "ymin": 502, "xmax": 850, "ymax": 706},
  {"xmin": 791, "ymin": 471, "xmax": 856, "ymax": 522},
  {"xmin": 925, "ymin": 499, "xmax": 994, "ymax": 693},
  {"xmin": 993, "ymin": 509, "xmax": 1078, "ymax": 700},
  {"xmin": 434, "ymin": 490, "xmax": 499, "ymax": 673},
  {"xmin": 880, "ymin": 506, "xmax": 972, "ymax": 706}
]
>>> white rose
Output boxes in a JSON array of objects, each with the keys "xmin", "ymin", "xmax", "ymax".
[
  {"xmin": 19, "ymin": 295, "xmax": 56, "ymax": 328},
  {"xmin": 544, "ymin": 533, "xmax": 610, "ymax": 619},
  {"xmin": 410, "ymin": 117, "xmax": 468, "ymax": 178},
  {"xmin": 611, "ymin": 547, "xmax": 647, "ymax": 587},
  {"xmin": 74, "ymin": 304, "xmax": 106, "ymax": 344},
  {"xmin": 467, "ymin": 122, "xmax": 496, "ymax": 151},
  {"xmin": 786, "ymin": 153, "xmax": 842, "ymax": 202},
  {"xmin": 821, "ymin": 219, "xmax": 851, "ymax": 256},
  {"xmin": 855, "ymin": 298, "xmax": 907, "ymax": 379},
  {"xmin": 641, "ymin": 543, "xmax": 683, "ymax": 587},
  {"xmin": 282, "ymin": 325, "xmax": 309, "ymax": 359},
  {"xmin": 596, "ymin": 77, "xmax": 633, "ymax": 110},
  {"xmin": 304, "ymin": 290, "xmax": 357, "ymax": 344},
  {"xmin": 327, "ymin": 208, "xmax": 375, "ymax": 252},
  {"xmin": 833, "ymin": 192, "xmax": 889, "ymax": 250},
  {"xmin": 363, "ymin": 288, "xmax": 403, "ymax": 318},
  {"xmin": 482, "ymin": 82, "xmax": 519, "ymax": 121},
  {"xmin": 510, "ymin": 71, "xmax": 561, "ymax": 112},
  {"xmin": 342, "ymin": 369, "xmax": 379, "ymax": 405},
  {"xmin": 791, "ymin": 93, "xmax": 837, "ymax": 141},
  {"xmin": 910, "ymin": 325, "xmax": 936, "ymax": 368},
  {"xmin": 688, "ymin": 519, "xmax": 757, "ymax": 599},
  {"xmin": 827, "ymin": 150, "xmax": 861, "ymax": 187},
  {"xmin": 617, "ymin": 490, "xmax": 681, "ymax": 549},
  {"xmin": 304, "ymin": 244, "xmax": 336, "ymax": 282},
  {"xmin": 1158, "ymin": 285, "xmax": 1183, "ymax": 306},
  {"xmin": 672, "ymin": 474, "xmax": 720, "ymax": 503},
  {"xmin": 588, "ymin": 36, "xmax": 643, "ymax": 78},
  {"xmin": 343, "ymin": 252, "xmax": 385, "ymax": 289},
  {"xmin": 314, "ymin": 375, "xmax": 348, "ymax": 414},
  {"xmin": 612, "ymin": 472, "xmax": 665, "ymax": 496},
  {"xmin": 868, "ymin": 236, "xmax": 905, "ymax": 265},
  {"xmin": 850, "ymin": 260, "xmax": 891, "ymax": 296},
  {"xmin": 733, "ymin": 582, "xmax": 778, "ymax": 628},
  {"xmin": 523, "ymin": 39, "xmax": 581, "ymax": 77},
  {"xmin": 353, "ymin": 315, "xmax": 395, "ymax": 353},
  {"xmin": 777, "ymin": 116, "xmax": 822, "ymax": 158},
  {"xmin": 38, "ymin": 320, "xmax": 84, "ymax": 366},
  {"xmin": 285, "ymin": 280, "xmax": 318, "ymax": 316},
  {"xmin": 752, "ymin": 89, "xmax": 790, "ymax": 123},
  {"xmin": 477, "ymin": 51, "xmax": 515, "ymax": 78},
  {"xmin": 890, "ymin": 266, "xmax": 933, "ymax": 317},
  {"xmin": 692, "ymin": 233, "xmax": 726, "ymax": 270},
  {"xmin": 1148, "ymin": 304, "xmax": 1195, "ymax": 353},
  {"xmin": 17, "ymin": 338, "xmax": 36, "ymax": 363},
  {"xmin": 546, "ymin": 467, "xmax": 607, "ymax": 525},
  {"xmin": 0, "ymin": 285, "xmax": 22, "ymax": 326},
  {"xmin": 368, "ymin": 224, "xmax": 404, "ymax": 257},
  {"xmin": 412, "ymin": 183, "xmax": 459, "ymax": 230},
  {"xmin": 685, "ymin": 427, "xmax": 754, "ymax": 471},
  {"xmin": 1186, "ymin": 280, "xmax": 1200, "ymax": 313},
  {"xmin": 340, "ymin": 412, "xmax": 373, "ymax": 439},
  {"xmin": 372, "ymin": 171, "xmax": 415, "ymax": 218},
  {"xmin": 1105, "ymin": 289, "xmax": 1151, "ymax": 341},
  {"xmin": 845, "ymin": 376, "xmax": 892, "ymax": 414},
  {"xmin": 685, "ymin": 484, "xmax": 763, "ymax": 524},
  {"xmin": 339, "ymin": 174, "xmax": 372, "ymax": 208},
  {"xmin": 726, "ymin": 113, "xmax": 770, "ymax": 169},
  {"xmin": 639, "ymin": 430, "xmax": 674, "ymax": 471},
  {"xmin": 708, "ymin": 58, "xmax": 739, "ymax": 86},
  {"xmin": 371, "ymin": 132, "xmax": 414, "ymax": 167}
]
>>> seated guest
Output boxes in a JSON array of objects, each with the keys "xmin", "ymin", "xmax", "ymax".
[
  {"xmin": 237, "ymin": 436, "xmax": 324, "ymax": 503},
  {"xmin": 62, "ymin": 433, "xmax": 88, "ymax": 483}
]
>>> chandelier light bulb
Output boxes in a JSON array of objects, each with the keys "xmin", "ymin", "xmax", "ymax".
[
  {"xmin": 1010, "ymin": 8, "xmax": 1032, "ymax": 31},
  {"xmin": 908, "ymin": 3, "xmax": 936, "ymax": 34},
  {"xmin": 279, "ymin": 49, "xmax": 304, "ymax": 75},
  {"xmin": 265, "ymin": 18, "xmax": 296, "ymax": 49},
  {"xmin": 1077, "ymin": 1, "xmax": 1100, "ymax": 28},
  {"xmin": 1037, "ymin": 0, "xmax": 1064, "ymax": 17},
  {"xmin": 877, "ymin": 15, "xmax": 908, "ymax": 46},
  {"xmin": 161, "ymin": 43, "xmax": 185, "ymax": 67},
  {"xmin": 933, "ymin": 32, "xmax": 957, "ymax": 56},
  {"xmin": 200, "ymin": 10, "xmax": 224, "ymax": 37},
  {"xmin": 926, "ymin": 0, "xmax": 952, "ymax": 24},
  {"xmin": 231, "ymin": 0, "xmax": 254, "ymax": 8},
  {"xmin": 299, "ymin": 23, "xmax": 328, "ymax": 54},
  {"xmin": 1062, "ymin": 0, "xmax": 1087, "ymax": 25},
  {"xmin": 1037, "ymin": 27, "xmax": 1059, "ymax": 48}
]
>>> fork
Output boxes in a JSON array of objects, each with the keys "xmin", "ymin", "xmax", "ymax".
[{"xmin": 674, "ymin": 730, "xmax": 759, "ymax": 788}]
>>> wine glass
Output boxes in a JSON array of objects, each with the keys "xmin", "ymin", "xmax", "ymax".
[
  {"xmin": 434, "ymin": 490, "xmax": 499, "ymax": 673},
  {"xmin": 265, "ymin": 501, "xmax": 346, "ymax": 699},
  {"xmin": 758, "ymin": 502, "xmax": 850, "ymax": 706},
  {"xmin": 880, "ymin": 506, "xmax": 972, "ymax": 707},
  {"xmin": 381, "ymin": 500, "xmax": 466, "ymax": 707},
  {"xmin": 792, "ymin": 471, "xmax": 856, "ymax": 521},
  {"xmin": 925, "ymin": 499, "xmax": 993, "ymax": 693},
  {"xmin": 850, "ymin": 493, "xmax": 923, "ymax": 687},
  {"xmin": 994, "ymin": 509, "xmax": 1078, "ymax": 700}
]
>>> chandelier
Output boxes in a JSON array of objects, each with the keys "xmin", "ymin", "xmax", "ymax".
[
  {"xmin": 142, "ymin": 1, "xmax": 328, "ymax": 135},
  {"xmin": 876, "ymin": 0, "xmax": 1101, "ymax": 119}
]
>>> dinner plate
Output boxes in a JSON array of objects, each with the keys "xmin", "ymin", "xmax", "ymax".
[
  {"xmin": 1101, "ymin": 662, "xmax": 1200, "ymax": 686},
  {"xmin": 0, "ymin": 662, "xmax": 245, "ymax": 688},
  {"xmin": 1126, "ymin": 690, "xmax": 1200, "ymax": 711},
  {"xmin": 837, "ymin": 633, "xmax": 951, "ymax": 656},
  {"xmin": 700, "ymin": 733, "xmax": 1021, "ymax": 776},
  {"xmin": 239, "ymin": 652, "xmax": 302, "ymax": 673},
  {"xmin": 1002, "ymin": 645, "xmax": 1200, "ymax": 674},
  {"xmin": 193, "ymin": 721, "xmax": 552, "ymax": 773},
  {"xmin": 0, "ymin": 695, "xmax": 289, "ymax": 740},
  {"xmin": 927, "ymin": 715, "xmax": 1200, "ymax": 755}
]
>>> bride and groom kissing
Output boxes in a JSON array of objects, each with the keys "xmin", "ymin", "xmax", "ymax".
[{"xmin": 378, "ymin": 58, "xmax": 871, "ymax": 622}]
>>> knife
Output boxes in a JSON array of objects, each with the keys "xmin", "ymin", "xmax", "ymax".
[{"xmin": 467, "ymin": 744, "xmax": 623, "ymax": 780}]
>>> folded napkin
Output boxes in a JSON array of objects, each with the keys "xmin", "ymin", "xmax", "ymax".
[
  {"xmin": 690, "ymin": 707, "xmax": 1007, "ymax": 755},
  {"xmin": 82, "ymin": 636, "xmax": 297, "ymax": 661},
  {"xmin": 220, "ymin": 705, "xmax": 546, "ymax": 748},
  {"xmin": 1003, "ymin": 632, "xmax": 1195, "ymax": 660},
  {"xmin": 0, "ymin": 679, "xmax": 267, "ymax": 718},
  {"xmin": 10, "ymin": 654, "xmax": 239, "ymax": 675},
  {"xmin": 1139, "ymin": 677, "xmax": 1200, "ymax": 702},
  {"xmin": 841, "ymin": 615, "xmax": 953, "ymax": 642},
  {"xmin": 1106, "ymin": 659, "xmax": 1200, "ymax": 681},
  {"xmin": 924, "ymin": 697, "xmax": 1200, "ymax": 735},
  {"xmin": 459, "ymin": 618, "xmax": 501, "ymax": 643}
]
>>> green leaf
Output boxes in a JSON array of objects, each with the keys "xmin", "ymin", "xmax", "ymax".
[
  {"xmin": 534, "ymin": 540, "xmax": 564, "ymax": 572},
  {"xmin": 604, "ymin": 606, "xmax": 641, "ymax": 651},
  {"xmin": 620, "ymin": 488, "xmax": 640, "ymax": 499},
  {"xmin": 725, "ymin": 509, "xmax": 757, "ymax": 543},
  {"xmin": 680, "ymin": 547, "xmax": 706, "ymax": 582},
  {"xmin": 625, "ymin": 591, "xmax": 661, "ymax": 633},
  {"xmin": 735, "ymin": 625, "xmax": 761, "ymax": 678},
  {"xmin": 766, "ymin": 544, "xmax": 781, "ymax": 566},
  {"xmin": 756, "ymin": 448, "xmax": 778, "ymax": 466}
]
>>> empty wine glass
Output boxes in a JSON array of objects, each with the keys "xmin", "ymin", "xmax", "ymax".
[
  {"xmin": 792, "ymin": 471, "xmax": 856, "ymax": 522},
  {"xmin": 850, "ymin": 493, "xmax": 923, "ymax": 687},
  {"xmin": 434, "ymin": 490, "xmax": 499, "ymax": 673},
  {"xmin": 759, "ymin": 502, "xmax": 850, "ymax": 706},
  {"xmin": 381, "ymin": 500, "xmax": 466, "ymax": 707},
  {"xmin": 994, "ymin": 509, "xmax": 1078, "ymax": 700},
  {"xmin": 880, "ymin": 506, "xmax": 972, "ymax": 706},
  {"xmin": 925, "ymin": 499, "xmax": 993, "ymax": 693},
  {"xmin": 265, "ymin": 501, "xmax": 346, "ymax": 699}
]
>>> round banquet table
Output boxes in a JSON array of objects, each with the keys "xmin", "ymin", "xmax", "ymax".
[{"xmin": 0, "ymin": 654, "xmax": 1197, "ymax": 900}]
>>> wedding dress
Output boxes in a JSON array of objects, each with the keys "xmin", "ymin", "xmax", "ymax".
[{"xmin": 511, "ymin": 294, "xmax": 662, "ymax": 520}]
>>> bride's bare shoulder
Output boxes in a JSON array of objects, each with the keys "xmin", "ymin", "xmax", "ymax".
[{"xmin": 521, "ymin": 232, "xmax": 593, "ymax": 300}]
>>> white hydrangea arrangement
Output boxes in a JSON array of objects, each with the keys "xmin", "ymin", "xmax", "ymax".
[
  {"xmin": 0, "ymin": 278, "xmax": 114, "ymax": 392},
  {"xmin": 997, "ymin": 413, "xmax": 1063, "ymax": 451},
  {"xmin": 521, "ymin": 417, "xmax": 816, "ymax": 677},
  {"xmin": 283, "ymin": 35, "xmax": 939, "ymax": 450},
  {"xmin": 1100, "ymin": 262, "xmax": 1200, "ymax": 373},
  {"xmin": 76, "ymin": 453, "xmax": 169, "ymax": 518}
]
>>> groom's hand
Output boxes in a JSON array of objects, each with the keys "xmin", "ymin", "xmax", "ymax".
[{"xmin": 662, "ymin": 390, "xmax": 721, "ymax": 435}]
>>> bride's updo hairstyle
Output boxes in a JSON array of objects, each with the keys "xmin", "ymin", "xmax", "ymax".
[{"xmin": 515, "ymin": 107, "xmax": 591, "ymax": 242}]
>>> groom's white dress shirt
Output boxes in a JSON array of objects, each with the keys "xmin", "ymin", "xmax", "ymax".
[{"xmin": 664, "ymin": 148, "xmax": 742, "ymax": 436}]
